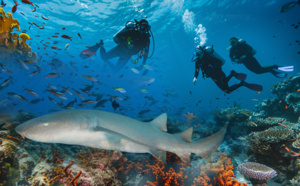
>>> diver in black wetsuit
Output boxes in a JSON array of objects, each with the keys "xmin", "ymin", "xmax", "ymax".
[
  {"xmin": 98, "ymin": 19, "xmax": 151, "ymax": 72},
  {"xmin": 229, "ymin": 37, "xmax": 293, "ymax": 78},
  {"xmin": 193, "ymin": 45, "xmax": 263, "ymax": 94}
]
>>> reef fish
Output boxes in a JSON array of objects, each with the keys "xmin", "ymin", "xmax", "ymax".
[
  {"xmin": 21, "ymin": 0, "xmax": 33, "ymax": 6},
  {"xmin": 280, "ymin": 0, "xmax": 300, "ymax": 13},
  {"xmin": 15, "ymin": 109, "xmax": 227, "ymax": 163},
  {"xmin": 61, "ymin": 34, "xmax": 72, "ymax": 41}
]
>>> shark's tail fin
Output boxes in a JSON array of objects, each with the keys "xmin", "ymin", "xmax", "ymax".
[{"xmin": 194, "ymin": 124, "xmax": 228, "ymax": 160}]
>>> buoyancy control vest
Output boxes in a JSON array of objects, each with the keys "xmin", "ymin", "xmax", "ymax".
[{"xmin": 113, "ymin": 21, "xmax": 137, "ymax": 45}]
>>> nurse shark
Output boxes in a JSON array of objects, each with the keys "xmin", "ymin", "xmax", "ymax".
[{"xmin": 15, "ymin": 109, "xmax": 227, "ymax": 163}]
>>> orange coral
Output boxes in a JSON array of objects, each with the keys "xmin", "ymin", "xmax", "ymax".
[
  {"xmin": 192, "ymin": 153, "xmax": 246, "ymax": 186},
  {"xmin": 121, "ymin": 153, "xmax": 247, "ymax": 186},
  {"xmin": 0, "ymin": 7, "xmax": 37, "ymax": 62}
]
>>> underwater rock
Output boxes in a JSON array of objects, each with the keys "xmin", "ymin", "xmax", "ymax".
[{"xmin": 0, "ymin": 7, "xmax": 37, "ymax": 62}]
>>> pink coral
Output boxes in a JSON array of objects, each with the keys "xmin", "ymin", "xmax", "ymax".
[{"xmin": 237, "ymin": 162, "xmax": 277, "ymax": 181}]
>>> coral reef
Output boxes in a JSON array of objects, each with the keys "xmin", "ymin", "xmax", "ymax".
[
  {"xmin": 213, "ymin": 107, "xmax": 251, "ymax": 124},
  {"xmin": 0, "ymin": 128, "xmax": 124, "ymax": 185},
  {"xmin": 0, "ymin": 7, "xmax": 37, "ymax": 62},
  {"xmin": 248, "ymin": 129, "xmax": 294, "ymax": 155},
  {"xmin": 0, "ymin": 131, "xmax": 22, "ymax": 185},
  {"xmin": 237, "ymin": 162, "xmax": 277, "ymax": 186},
  {"xmin": 256, "ymin": 73, "xmax": 300, "ymax": 122}
]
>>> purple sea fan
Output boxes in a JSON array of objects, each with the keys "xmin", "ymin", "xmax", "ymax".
[{"xmin": 238, "ymin": 162, "xmax": 277, "ymax": 184}]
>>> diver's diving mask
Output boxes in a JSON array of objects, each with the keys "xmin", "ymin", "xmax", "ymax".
[
  {"xmin": 195, "ymin": 46, "xmax": 204, "ymax": 58},
  {"xmin": 140, "ymin": 24, "xmax": 151, "ymax": 31}
]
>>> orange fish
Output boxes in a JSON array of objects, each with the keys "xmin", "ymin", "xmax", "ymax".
[
  {"xmin": 83, "ymin": 75, "xmax": 98, "ymax": 82},
  {"xmin": 12, "ymin": 1, "xmax": 18, "ymax": 13},
  {"xmin": 297, "ymin": 89, "xmax": 300, "ymax": 92},
  {"xmin": 32, "ymin": 7, "xmax": 36, "ymax": 12},
  {"xmin": 72, "ymin": 89, "xmax": 85, "ymax": 100},
  {"xmin": 61, "ymin": 34, "xmax": 72, "ymax": 41},
  {"xmin": 251, "ymin": 122, "xmax": 258, "ymax": 127},
  {"xmin": 282, "ymin": 144, "xmax": 291, "ymax": 152},
  {"xmin": 29, "ymin": 70, "xmax": 38, "ymax": 76},
  {"xmin": 32, "ymin": 22, "xmax": 40, "ymax": 27},
  {"xmin": 21, "ymin": 0, "xmax": 33, "ymax": 6},
  {"xmin": 62, "ymin": 27, "xmax": 65, "ymax": 30},
  {"xmin": 77, "ymin": 33, "xmax": 82, "ymax": 39},
  {"xmin": 285, "ymin": 106, "xmax": 288, "ymax": 109},
  {"xmin": 40, "ymin": 25, "xmax": 44, "ymax": 29},
  {"xmin": 25, "ymin": 89, "xmax": 39, "ymax": 97},
  {"xmin": 41, "ymin": 15, "xmax": 49, "ymax": 20},
  {"xmin": 290, "ymin": 151, "xmax": 300, "ymax": 157},
  {"xmin": 81, "ymin": 50, "xmax": 96, "ymax": 57},
  {"xmin": 45, "ymin": 73, "xmax": 59, "ymax": 78}
]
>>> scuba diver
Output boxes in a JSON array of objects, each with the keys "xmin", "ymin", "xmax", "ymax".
[
  {"xmin": 192, "ymin": 45, "xmax": 263, "ymax": 94},
  {"xmin": 80, "ymin": 19, "xmax": 152, "ymax": 72},
  {"xmin": 229, "ymin": 37, "xmax": 294, "ymax": 78}
]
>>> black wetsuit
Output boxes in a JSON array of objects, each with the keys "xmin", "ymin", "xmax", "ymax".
[
  {"xmin": 229, "ymin": 41, "xmax": 279, "ymax": 76},
  {"xmin": 194, "ymin": 53, "xmax": 242, "ymax": 94},
  {"xmin": 100, "ymin": 29, "xmax": 150, "ymax": 72}
]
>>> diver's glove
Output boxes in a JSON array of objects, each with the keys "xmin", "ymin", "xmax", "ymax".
[
  {"xmin": 193, "ymin": 77, "xmax": 197, "ymax": 85},
  {"xmin": 96, "ymin": 40, "xmax": 104, "ymax": 48}
]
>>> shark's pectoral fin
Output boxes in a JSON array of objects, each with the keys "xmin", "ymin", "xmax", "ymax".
[
  {"xmin": 178, "ymin": 127, "xmax": 193, "ymax": 142},
  {"xmin": 149, "ymin": 149, "xmax": 166, "ymax": 164},
  {"xmin": 176, "ymin": 153, "xmax": 191, "ymax": 165},
  {"xmin": 149, "ymin": 113, "xmax": 167, "ymax": 132}
]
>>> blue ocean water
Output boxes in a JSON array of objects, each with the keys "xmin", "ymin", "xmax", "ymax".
[
  {"xmin": 0, "ymin": 0, "xmax": 299, "ymax": 185},
  {"xmin": 1, "ymin": 0, "xmax": 299, "ymax": 119}
]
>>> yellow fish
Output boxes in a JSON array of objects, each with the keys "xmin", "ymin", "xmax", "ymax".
[{"xmin": 113, "ymin": 88, "xmax": 126, "ymax": 93}]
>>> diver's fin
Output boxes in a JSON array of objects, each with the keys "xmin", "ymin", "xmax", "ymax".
[
  {"xmin": 149, "ymin": 149, "xmax": 166, "ymax": 164},
  {"xmin": 244, "ymin": 82, "xmax": 263, "ymax": 91},
  {"xmin": 178, "ymin": 127, "xmax": 193, "ymax": 142},
  {"xmin": 234, "ymin": 72, "xmax": 247, "ymax": 81},
  {"xmin": 273, "ymin": 71, "xmax": 287, "ymax": 78},
  {"xmin": 149, "ymin": 113, "xmax": 167, "ymax": 132},
  {"xmin": 278, "ymin": 65, "xmax": 294, "ymax": 72}
]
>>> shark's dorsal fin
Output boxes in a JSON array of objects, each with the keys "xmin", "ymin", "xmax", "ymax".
[
  {"xmin": 149, "ymin": 149, "xmax": 166, "ymax": 164},
  {"xmin": 180, "ymin": 127, "xmax": 193, "ymax": 142},
  {"xmin": 149, "ymin": 113, "xmax": 167, "ymax": 132}
]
